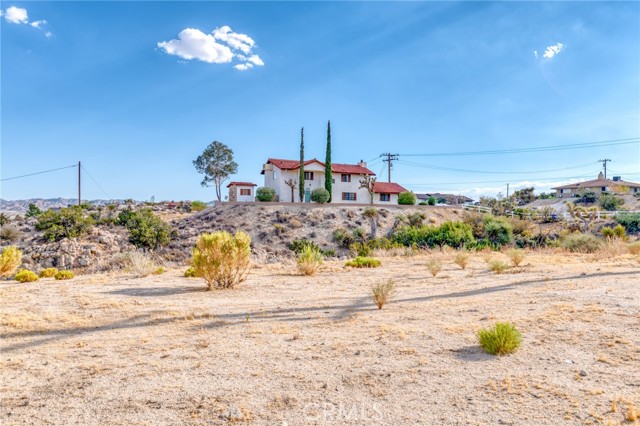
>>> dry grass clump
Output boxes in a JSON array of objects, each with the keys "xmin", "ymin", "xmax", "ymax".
[
  {"xmin": 628, "ymin": 402, "xmax": 638, "ymax": 422},
  {"xmin": 296, "ymin": 246, "xmax": 323, "ymax": 276},
  {"xmin": 506, "ymin": 249, "xmax": 525, "ymax": 267},
  {"xmin": 477, "ymin": 322, "xmax": 522, "ymax": 355},
  {"xmin": 14, "ymin": 269, "xmax": 39, "ymax": 283},
  {"xmin": 629, "ymin": 242, "xmax": 640, "ymax": 255},
  {"xmin": 453, "ymin": 251, "xmax": 469, "ymax": 269},
  {"xmin": 426, "ymin": 258, "xmax": 443, "ymax": 277},
  {"xmin": 593, "ymin": 238, "xmax": 628, "ymax": 259},
  {"xmin": 345, "ymin": 257, "xmax": 381, "ymax": 268},
  {"xmin": 192, "ymin": 231, "xmax": 251, "ymax": 290},
  {"xmin": 0, "ymin": 246, "xmax": 22, "ymax": 278},
  {"xmin": 54, "ymin": 270, "xmax": 75, "ymax": 280},
  {"xmin": 489, "ymin": 259, "xmax": 508, "ymax": 274},
  {"xmin": 116, "ymin": 252, "xmax": 159, "ymax": 277},
  {"xmin": 371, "ymin": 280, "xmax": 396, "ymax": 309},
  {"xmin": 561, "ymin": 233, "xmax": 601, "ymax": 253},
  {"xmin": 39, "ymin": 267, "xmax": 59, "ymax": 278}
]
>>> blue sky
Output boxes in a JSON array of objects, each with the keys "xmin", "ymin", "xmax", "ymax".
[{"xmin": 1, "ymin": 1, "xmax": 639, "ymax": 201}]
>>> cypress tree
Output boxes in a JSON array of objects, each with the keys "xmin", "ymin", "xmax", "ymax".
[
  {"xmin": 299, "ymin": 127, "xmax": 305, "ymax": 203},
  {"xmin": 324, "ymin": 120, "xmax": 332, "ymax": 202}
]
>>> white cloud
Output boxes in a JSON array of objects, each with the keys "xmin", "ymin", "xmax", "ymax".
[
  {"xmin": 5, "ymin": 6, "xmax": 28, "ymax": 24},
  {"xmin": 45, "ymin": 31, "xmax": 52, "ymax": 38},
  {"xmin": 158, "ymin": 28, "xmax": 234, "ymax": 64},
  {"xmin": 234, "ymin": 63, "xmax": 254, "ymax": 71},
  {"xmin": 30, "ymin": 19, "xmax": 46, "ymax": 28},
  {"xmin": 159, "ymin": 25, "xmax": 264, "ymax": 71},
  {"xmin": 542, "ymin": 42, "xmax": 564, "ymax": 59},
  {"xmin": 212, "ymin": 25, "xmax": 254, "ymax": 54}
]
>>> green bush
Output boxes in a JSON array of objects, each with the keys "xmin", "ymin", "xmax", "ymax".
[
  {"xmin": 477, "ymin": 322, "xmax": 522, "ymax": 355},
  {"xmin": 54, "ymin": 270, "xmax": 75, "ymax": 280},
  {"xmin": 427, "ymin": 196, "xmax": 436, "ymax": 206},
  {"xmin": 599, "ymin": 194, "xmax": 624, "ymax": 211},
  {"xmin": 310, "ymin": 188, "xmax": 330, "ymax": 204},
  {"xmin": 576, "ymin": 191, "xmax": 597, "ymax": 204},
  {"xmin": 192, "ymin": 231, "xmax": 251, "ymax": 290},
  {"xmin": 118, "ymin": 209, "xmax": 173, "ymax": 250},
  {"xmin": 392, "ymin": 221, "xmax": 475, "ymax": 249},
  {"xmin": 256, "ymin": 187, "xmax": 276, "ymax": 202},
  {"xmin": 25, "ymin": 203, "xmax": 42, "ymax": 218},
  {"xmin": 407, "ymin": 212, "xmax": 426, "ymax": 227},
  {"xmin": 297, "ymin": 246, "xmax": 323, "ymax": 275},
  {"xmin": 35, "ymin": 206, "xmax": 94, "ymax": 242},
  {"xmin": 0, "ymin": 213, "xmax": 9, "ymax": 227},
  {"xmin": 345, "ymin": 257, "xmax": 381, "ymax": 268},
  {"xmin": 0, "ymin": 246, "xmax": 22, "ymax": 278},
  {"xmin": 39, "ymin": 268, "xmax": 59, "ymax": 278},
  {"xmin": 602, "ymin": 224, "xmax": 626, "ymax": 240},
  {"xmin": 616, "ymin": 213, "xmax": 640, "ymax": 234},
  {"xmin": 349, "ymin": 241, "xmax": 372, "ymax": 257},
  {"xmin": 184, "ymin": 266, "xmax": 198, "ymax": 277},
  {"xmin": 561, "ymin": 233, "xmax": 601, "ymax": 253},
  {"xmin": 398, "ymin": 192, "xmax": 416, "ymax": 205},
  {"xmin": 483, "ymin": 216, "xmax": 513, "ymax": 247},
  {"xmin": 14, "ymin": 269, "xmax": 39, "ymax": 283},
  {"xmin": 190, "ymin": 201, "xmax": 207, "ymax": 212},
  {"xmin": 333, "ymin": 228, "xmax": 355, "ymax": 249},
  {"xmin": 288, "ymin": 239, "xmax": 320, "ymax": 254}
]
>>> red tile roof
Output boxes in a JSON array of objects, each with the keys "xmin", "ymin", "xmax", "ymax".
[
  {"xmin": 373, "ymin": 182, "xmax": 408, "ymax": 194},
  {"xmin": 263, "ymin": 158, "xmax": 375, "ymax": 175},
  {"xmin": 226, "ymin": 181, "xmax": 257, "ymax": 188}
]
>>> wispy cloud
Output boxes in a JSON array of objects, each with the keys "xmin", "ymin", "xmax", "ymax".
[
  {"xmin": 30, "ymin": 19, "xmax": 47, "ymax": 29},
  {"xmin": 543, "ymin": 42, "xmax": 564, "ymax": 59},
  {"xmin": 158, "ymin": 25, "xmax": 264, "ymax": 71},
  {"xmin": 2, "ymin": 5, "xmax": 51, "ymax": 36}
]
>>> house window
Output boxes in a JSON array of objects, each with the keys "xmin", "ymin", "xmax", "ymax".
[
  {"xmin": 342, "ymin": 192, "xmax": 357, "ymax": 201},
  {"xmin": 601, "ymin": 187, "xmax": 606, "ymax": 191},
  {"xmin": 273, "ymin": 171, "xmax": 277, "ymax": 180},
  {"xmin": 380, "ymin": 193, "xmax": 390, "ymax": 202},
  {"xmin": 341, "ymin": 174, "xmax": 351, "ymax": 183},
  {"xmin": 240, "ymin": 189, "xmax": 251, "ymax": 196},
  {"xmin": 304, "ymin": 172, "xmax": 314, "ymax": 181}
]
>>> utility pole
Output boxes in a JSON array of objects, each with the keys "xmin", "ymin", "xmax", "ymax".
[
  {"xmin": 78, "ymin": 161, "xmax": 81, "ymax": 206},
  {"xmin": 598, "ymin": 159, "xmax": 611, "ymax": 179},
  {"xmin": 506, "ymin": 183, "xmax": 509, "ymax": 199},
  {"xmin": 380, "ymin": 153, "xmax": 399, "ymax": 182}
]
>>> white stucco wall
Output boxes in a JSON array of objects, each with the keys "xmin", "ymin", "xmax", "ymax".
[{"xmin": 236, "ymin": 186, "xmax": 255, "ymax": 202}]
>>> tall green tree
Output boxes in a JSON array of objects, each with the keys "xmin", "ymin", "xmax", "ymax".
[
  {"xmin": 324, "ymin": 120, "xmax": 332, "ymax": 202},
  {"xmin": 299, "ymin": 127, "xmax": 305, "ymax": 203},
  {"xmin": 193, "ymin": 141, "xmax": 238, "ymax": 202}
]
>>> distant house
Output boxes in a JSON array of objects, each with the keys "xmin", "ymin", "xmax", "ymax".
[
  {"xmin": 551, "ymin": 173, "xmax": 640, "ymax": 199},
  {"xmin": 227, "ymin": 182, "xmax": 257, "ymax": 202},
  {"xmin": 416, "ymin": 193, "xmax": 474, "ymax": 205},
  {"xmin": 261, "ymin": 158, "xmax": 407, "ymax": 204},
  {"xmin": 373, "ymin": 182, "xmax": 408, "ymax": 204}
]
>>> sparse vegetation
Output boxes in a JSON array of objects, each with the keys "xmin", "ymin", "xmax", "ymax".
[
  {"xmin": 345, "ymin": 256, "xmax": 381, "ymax": 268},
  {"xmin": 0, "ymin": 246, "xmax": 22, "ymax": 278},
  {"xmin": 14, "ymin": 269, "xmax": 39, "ymax": 283},
  {"xmin": 36, "ymin": 206, "xmax": 95, "ymax": 242},
  {"xmin": 489, "ymin": 259, "xmax": 508, "ymax": 274},
  {"xmin": 598, "ymin": 193, "xmax": 624, "ymax": 211},
  {"xmin": 629, "ymin": 242, "xmax": 640, "ymax": 255},
  {"xmin": 192, "ymin": 231, "xmax": 251, "ymax": 290},
  {"xmin": 371, "ymin": 280, "xmax": 396, "ymax": 309},
  {"xmin": 39, "ymin": 268, "xmax": 59, "ymax": 278},
  {"xmin": 54, "ymin": 270, "xmax": 75, "ymax": 280},
  {"xmin": 561, "ymin": 233, "xmax": 601, "ymax": 253},
  {"xmin": 190, "ymin": 201, "xmax": 207, "ymax": 212},
  {"xmin": 602, "ymin": 224, "xmax": 626, "ymax": 240},
  {"xmin": 0, "ymin": 225, "xmax": 21, "ymax": 241},
  {"xmin": 506, "ymin": 249, "xmax": 525, "ymax": 267},
  {"xmin": 426, "ymin": 258, "xmax": 442, "ymax": 277},
  {"xmin": 453, "ymin": 251, "xmax": 469, "ymax": 269},
  {"xmin": 477, "ymin": 322, "xmax": 522, "ymax": 355},
  {"xmin": 296, "ymin": 246, "xmax": 323, "ymax": 275},
  {"xmin": 392, "ymin": 221, "xmax": 475, "ymax": 249},
  {"xmin": 116, "ymin": 252, "xmax": 160, "ymax": 277}
]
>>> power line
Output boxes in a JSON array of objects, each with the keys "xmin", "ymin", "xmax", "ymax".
[
  {"xmin": 396, "ymin": 159, "xmax": 598, "ymax": 175},
  {"xmin": 1, "ymin": 164, "xmax": 77, "ymax": 182},
  {"xmin": 399, "ymin": 137, "xmax": 639, "ymax": 157},
  {"xmin": 81, "ymin": 165, "xmax": 111, "ymax": 199},
  {"xmin": 404, "ymin": 171, "xmax": 600, "ymax": 186}
]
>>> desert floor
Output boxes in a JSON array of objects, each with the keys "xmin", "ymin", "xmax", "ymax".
[{"xmin": 1, "ymin": 252, "xmax": 639, "ymax": 425}]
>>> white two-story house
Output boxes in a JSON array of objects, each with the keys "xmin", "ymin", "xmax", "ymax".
[{"xmin": 261, "ymin": 158, "xmax": 408, "ymax": 204}]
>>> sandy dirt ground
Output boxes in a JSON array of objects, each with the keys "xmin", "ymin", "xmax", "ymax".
[{"xmin": 1, "ymin": 252, "xmax": 639, "ymax": 426}]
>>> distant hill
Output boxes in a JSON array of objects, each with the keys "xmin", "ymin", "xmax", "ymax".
[{"xmin": 0, "ymin": 198, "xmax": 127, "ymax": 214}]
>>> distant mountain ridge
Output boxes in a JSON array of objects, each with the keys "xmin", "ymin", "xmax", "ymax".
[{"xmin": 0, "ymin": 198, "xmax": 128, "ymax": 214}]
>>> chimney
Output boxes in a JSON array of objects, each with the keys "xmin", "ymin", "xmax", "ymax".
[
  {"xmin": 597, "ymin": 171, "xmax": 604, "ymax": 180},
  {"xmin": 357, "ymin": 159, "xmax": 367, "ymax": 168}
]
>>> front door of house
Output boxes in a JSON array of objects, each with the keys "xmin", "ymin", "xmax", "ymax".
[{"xmin": 304, "ymin": 188, "xmax": 311, "ymax": 203}]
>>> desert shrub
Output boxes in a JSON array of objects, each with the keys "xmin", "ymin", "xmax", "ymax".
[
  {"xmin": 190, "ymin": 201, "xmax": 207, "ymax": 212},
  {"xmin": 310, "ymin": 188, "xmax": 330, "ymax": 204},
  {"xmin": 0, "ymin": 213, "xmax": 9, "ymax": 227},
  {"xmin": 184, "ymin": 266, "xmax": 198, "ymax": 277},
  {"xmin": 349, "ymin": 241, "xmax": 372, "ymax": 257},
  {"xmin": 419, "ymin": 202, "xmax": 428, "ymax": 205},
  {"xmin": 453, "ymin": 252, "xmax": 469, "ymax": 269},
  {"xmin": 119, "ymin": 209, "xmax": 173, "ymax": 250},
  {"xmin": 398, "ymin": 192, "xmax": 417, "ymax": 205},
  {"xmin": 576, "ymin": 191, "xmax": 597, "ymax": 204},
  {"xmin": 602, "ymin": 224, "xmax": 626, "ymax": 240},
  {"xmin": 407, "ymin": 212, "xmax": 426, "ymax": 227},
  {"xmin": 153, "ymin": 267, "xmax": 165, "ymax": 275},
  {"xmin": 39, "ymin": 268, "xmax": 59, "ymax": 278},
  {"xmin": 598, "ymin": 194, "xmax": 624, "ymax": 211},
  {"xmin": 0, "ymin": 225, "xmax": 21, "ymax": 241},
  {"xmin": 489, "ymin": 259, "xmax": 508, "ymax": 274},
  {"xmin": 426, "ymin": 258, "xmax": 442, "ymax": 277},
  {"xmin": 192, "ymin": 231, "xmax": 251, "ymax": 290},
  {"xmin": 392, "ymin": 221, "xmax": 474, "ymax": 249},
  {"xmin": 256, "ymin": 187, "xmax": 276, "ymax": 202},
  {"xmin": 616, "ymin": 213, "xmax": 640, "ymax": 234},
  {"xmin": 288, "ymin": 239, "xmax": 320, "ymax": 254},
  {"xmin": 427, "ymin": 196, "xmax": 436, "ymax": 206},
  {"xmin": 117, "ymin": 251, "xmax": 159, "ymax": 277},
  {"xmin": 483, "ymin": 216, "xmax": 513, "ymax": 247},
  {"xmin": 36, "ymin": 206, "xmax": 94, "ymax": 242},
  {"xmin": 14, "ymin": 269, "xmax": 39, "ymax": 283},
  {"xmin": 363, "ymin": 207, "xmax": 378, "ymax": 218},
  {"xmin": 506, "ymin": 249, "xmax": 525, "ymax": 267},
  {"xmin": 54, "ymin": 270, "xmax": 75, "ymax": 280},
  {"xmin": 296, "ymin": 246, "xmax": 323, "ymax": 276},
  {"xmin": 0, "ymin": 246, "xmax": 23, "ymax": 278},
  {"xmin": 477, "ymin": 322, "xmax": 522, "ymax": 355},
  {"xmin": 629, "ymin": 242, "xmax": 640, "ymax": 255},
  {"xmin": 345, "ymin": 257, "xmax": 381, "ymax": 268},
  {"xmin": 332, "ymin": 228, "xmax": 354, "ymax": 249},
  {"xmin": 25, "ymin": 203, "xmax": 42, "ymax": 218},
  {"xmin": 371, "ymin": 280, "xmax": 396, "ymax": 309},
  {"xmin": 561, "ymin": 233, "xmax": 601, "ymax": 253}
]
